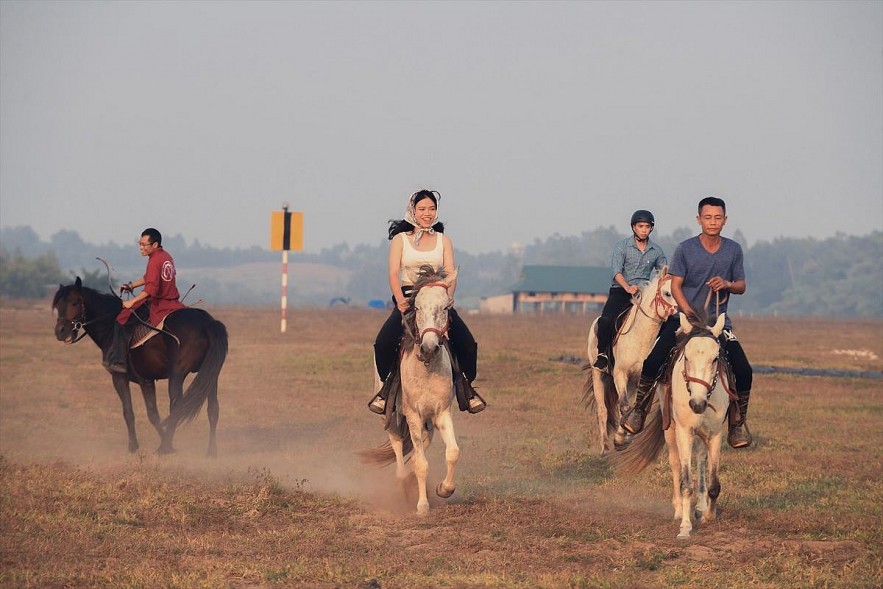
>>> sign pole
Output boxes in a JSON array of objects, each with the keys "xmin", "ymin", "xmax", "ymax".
[
  {"xmin": 270, "ymin": 201, "xmax": 302, "ymax": 334},
  {"xmin": 280, "ymin": 202, "xmax": 289, "ymax": 333}
]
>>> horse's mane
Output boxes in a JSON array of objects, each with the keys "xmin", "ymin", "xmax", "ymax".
[
  {"xmin": 401, "ymin": 265, "xmax": 448, "ymax": 348},
  {"xmin": 52, "ymin": 281, "xmax": 121, "ymax": 316}
]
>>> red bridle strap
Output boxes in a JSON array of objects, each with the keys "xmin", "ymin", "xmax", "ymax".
[
  {"xmin": 417, "ymin": 282, "xmax": 451, "ymax": 340},
  {"xmin": 653, "ymin": 274, "xmax": 677, "ymax": 320}
]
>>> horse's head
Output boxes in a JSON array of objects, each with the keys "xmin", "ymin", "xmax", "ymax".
[
  {"xmin": 52, "ymin": 277, "xmax": 86, "ymax": 343},
  {"xmin": 678, "ymin": 312, "xmax": 726, "ymax": 415},
  {"xmin": 410, "ymin": 266, "xmax": 457, "ymax": 361},
  {"xmin": 638, "ymin": 266, "xmax": 677, "ymax": 321}
]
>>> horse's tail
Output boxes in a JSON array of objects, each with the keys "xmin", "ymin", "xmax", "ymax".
[
  {"xmin": 580, "ymin": 364, "xmax": 618, "ymax": 438},
  {"xmin": 609, "ymin": 400, "xmax": 666, "ymax": 476},
  {"xmin": 163, "ymin": 318, "xmax": 228, "ymax": 428}
]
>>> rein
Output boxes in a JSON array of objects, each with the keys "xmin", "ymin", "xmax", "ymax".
[{"xmin": 58, "ymin": 297, "xmax": 116, "ymax": 344}]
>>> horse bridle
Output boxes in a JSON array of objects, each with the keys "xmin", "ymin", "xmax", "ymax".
[
  {"xmin": 651, "ymin": 274, "xmax": 676, "ymax": 320},
  {"xmin": 680, "ymin": 333, "xmax": 725, "ymax": 410},
  {"xmin": 416, "ymin": 282, "xmax": 451, "ymax": 341},
  {"xmin": 57, "ymin": 296, "xmax": 108, "ymax": 344}
]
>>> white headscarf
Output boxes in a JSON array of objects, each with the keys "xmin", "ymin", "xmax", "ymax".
[{"xmin": 404, "ymin": 190, "xmax": 440, "ymax": 246}]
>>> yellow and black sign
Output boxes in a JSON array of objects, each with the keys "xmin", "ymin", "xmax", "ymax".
[{"xmin": 270, "ymin": 210, "xmax": 304, "ymax": 251}]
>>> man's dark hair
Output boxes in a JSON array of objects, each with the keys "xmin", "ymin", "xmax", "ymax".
[
  {"xmin": 142, "ymin": 227, "xmax": 162, "ymax": 246},
  {"xmin": 698, "ymin": 196, "xmax": 726, "ymax": 214}
]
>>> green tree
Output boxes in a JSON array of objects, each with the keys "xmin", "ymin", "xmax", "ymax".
[{"xmin": 0, "ymin": 249, "xmax": 68, "ymax": 298}]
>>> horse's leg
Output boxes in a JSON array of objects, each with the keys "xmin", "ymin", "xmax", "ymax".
[
  {"xmin": 158, "ymin": 374, "xmax": 186, "ymax": 454},
  {"xmin": 591, "ymin": 368, "xmax": 609, "ymax": 454},
  {"xmin": 206, "ymin": 380, "xmax": 219, "ymax": 458},
  {"xmin": 611, "ymin": 368, "xmax": 633, "ymax": 450},
  {"xmin": 111, "ymin": 374, "xmax": 139, "ymax": 452},
  {"xmin": 695, "ymin": 439, "xmax": 709, "ymax": 518},
  {"xmin": 434, "ymin": 410, "xmax": 459, "ymax": 498},
  {"xmin": 664, "ymin": 425, "xmax": 680, "ymax": 519},
  {"xmin": 388, "ymin": 433, "xmax": 409, "ymax": 482},
  {"xmin": 674, "ymin": 425, "xmax": 695, "ymax": 539},
  {"xmin": 702, "ymin": 432, "xmax": 723, "ymax": 524},
  {"xmin": 139, "ymin": 381, "xmax": 164, "ymax": 441},
  {"xmin": 406, "ymin": 413, "xmax": 430, "ymax": 515}
]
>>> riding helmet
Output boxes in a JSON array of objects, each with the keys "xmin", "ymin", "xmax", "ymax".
[{"xmin": 630, "ymin": 210, "xmax": 655, "ymax": 227}]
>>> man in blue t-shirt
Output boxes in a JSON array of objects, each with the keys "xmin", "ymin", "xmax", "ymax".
[{"xmin": 620, "ymin": 196, "xmax": 754, "ymax": 449}]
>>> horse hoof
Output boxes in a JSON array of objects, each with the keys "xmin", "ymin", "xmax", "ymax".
[
  {"xmin": 156, "ymin": 445, "xmax": 176, "ymax": 455},
  {"xmin": 416, "ymin": 503, "xmax": 429, "ymax": 516},
  {"xmin": 613, "ymin": 430, "xmax": 633, "ymax": 450},
  {"xmin": 436, "ymin": 482, "xmax": 455, "ymax": 498},
  {"xmin": 677, "ymin": 531, "xmax": 691, "ymax": 540}
]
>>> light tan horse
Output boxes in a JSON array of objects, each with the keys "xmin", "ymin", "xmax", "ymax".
[
  {"xmin": 582, "ymin": 267, "xmax": 676, "ymax": 453},
  {"xmin": 362, "ymin": 267, "xmax": 460, "ymax": 515},
  {"xmin": 612, "ymin": 312, "xmax": 732, "ymax": 539}
]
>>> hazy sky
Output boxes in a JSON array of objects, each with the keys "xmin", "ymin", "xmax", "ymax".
[{"xmin": 1, "ymin": 1, "xmax": 880, "ymax": 254}]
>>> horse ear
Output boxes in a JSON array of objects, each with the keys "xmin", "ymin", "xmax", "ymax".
[
  {"xmin": 660, "ymin": 265, "xmax": 668, "ymax": 279},
  {"xmin": 679, "ymin": 312, "xmax": 693, "ymax": 334},
  {"xmin": 74, "ymin": 277, "xmax": 82, "ymax": 288},
  {"xmin": 711, "ymin": 313, "xmax": 726, "ymax": 337}
]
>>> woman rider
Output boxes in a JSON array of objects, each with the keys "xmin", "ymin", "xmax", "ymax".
[{"xmin": 368, "ymin": 189, "xmax": 486, "ymax": 415}]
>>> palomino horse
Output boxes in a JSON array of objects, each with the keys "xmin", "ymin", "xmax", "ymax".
[
  {"xmin": 52, "ymin": 277, "xmax": 228, "ymax": 456},
  {"xmin": 362, "ymin": 267, "xmax": 460, "ymax": 515},
  {"xmin": 582, "ymin": 267, "xmax": 676, "ymax": 453},
  {"xmin": 612, "ymin": 312, "xmax": 732, "ymax": 539}
]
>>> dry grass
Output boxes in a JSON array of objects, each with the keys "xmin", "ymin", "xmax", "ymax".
[{"xmin": 1, "ymin": 301, "xmax": 881, "ymax": 588}]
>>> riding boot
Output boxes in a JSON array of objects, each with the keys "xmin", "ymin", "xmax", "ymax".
[
  {"xmin": 103, "ymin": 322, "xmax": 131, "ymax": 374},
  {"xmin": 620, "ymin": 375, "xmax": 656, "ymax": 434},
  {"xmin": 455, "ymin": 372, "xmax": 486, "ymax": 414},
  {"xmin": 727, "ymin": 390, "xmax": 753, "ymax": 449},
  {"xmin": 593, "ymin": 317, "xmax": 612, "ymax": 372}
]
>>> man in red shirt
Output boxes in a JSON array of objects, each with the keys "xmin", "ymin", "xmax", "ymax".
[{"xmin": 104, "ymin": 228, "xmax": 186, "ymax": 373}]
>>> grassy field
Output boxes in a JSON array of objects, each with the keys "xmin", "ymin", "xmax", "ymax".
[{"xmin": 1, "ymin": 300, "xmax": 881, "ymax": 588}]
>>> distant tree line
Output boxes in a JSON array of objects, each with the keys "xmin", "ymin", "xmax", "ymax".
[{"xmin": 1, "ymin": 225, "xmax": 881, "ymax": 317}]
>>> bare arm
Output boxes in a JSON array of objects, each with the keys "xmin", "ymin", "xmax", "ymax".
[
  {"xmin": 387, "ymin": 237, "xmax": 408, "ymax": 313},
  {"xmin": 707, "ymin": 276, "xmax": 746, "ymax": 295},
  {"xmin": 670, "ymin": 275, "xmax": 694, "ymax": 318},
  {"xmin": 442, "ymin": 234, "xmax": 457, "ymax": 304}
]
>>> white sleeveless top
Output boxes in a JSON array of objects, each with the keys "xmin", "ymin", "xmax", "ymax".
[{"xmin": 400, "ymin": 232, "xmax": 444, "ymax": 285}]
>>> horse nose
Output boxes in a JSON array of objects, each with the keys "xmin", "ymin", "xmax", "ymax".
[
  {"xmin": 689, "ymin": 398, "xmax": 707, "ymax": 414},
  {"xmin": 421, "ymin": 333, "xmax": 440, "ymax": 355}
]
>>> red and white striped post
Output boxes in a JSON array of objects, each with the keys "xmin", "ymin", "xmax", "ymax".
[
  {"xmin": 280, "ymin": 202, "xmax": 290, "ymax": 333},
  {"xmin": 270, "ymin": 202, "xmax": 303, "ymax": 334},
  {"xmin": 281, "ymin": 248, "xmax": 288, "ymax": 333}
]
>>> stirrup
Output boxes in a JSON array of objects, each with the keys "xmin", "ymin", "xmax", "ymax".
[
  {"xmin": 727, "ymin": 421, "xmax": 752, "ymax": 449},
  {"xmin": 467, "ymin": 394, "xmax": 486, "ymax": 414},
  {"xmin": 368, "ymin": 395, "xmax": 386, "ymax": 415}
]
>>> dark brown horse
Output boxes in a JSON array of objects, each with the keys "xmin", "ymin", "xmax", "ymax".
[{"xmin": 52, "ymin": 277, "xmax": 228, "ymax": 456}]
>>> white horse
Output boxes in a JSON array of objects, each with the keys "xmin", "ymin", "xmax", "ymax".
[
  {"xmin": 361, "ymin": 267, "xmax": 460, "ymax": 515},
  {"xmin": 582, "ymin": 267, "xmax": 676, "ymax": 454},
  {"xmin": 612, "ymin": 312, "xmax": 732, "ymax": 539}
]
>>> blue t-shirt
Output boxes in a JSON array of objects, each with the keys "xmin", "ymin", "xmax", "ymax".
[{"xmin": 669, "ymin": 235, "xmax": 745, "ymax": 329}]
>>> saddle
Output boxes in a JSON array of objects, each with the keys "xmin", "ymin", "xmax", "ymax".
[
  {"xmin": 601, "ymin": 304, "xmax": 637, "ymax": 373},
  {"xmin": 129, "ymin": 310, "xmax": 183, "ymax": 349}
]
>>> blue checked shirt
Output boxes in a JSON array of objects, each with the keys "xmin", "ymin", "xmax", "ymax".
[{"xmin": 609, "ymin": 236, "xmax": 667, "ymax": 287}]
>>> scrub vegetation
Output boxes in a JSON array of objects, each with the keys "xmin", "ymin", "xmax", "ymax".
[{"xmin": 1, "ymin": 302, "xmax": 880, "ymax": 588}]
